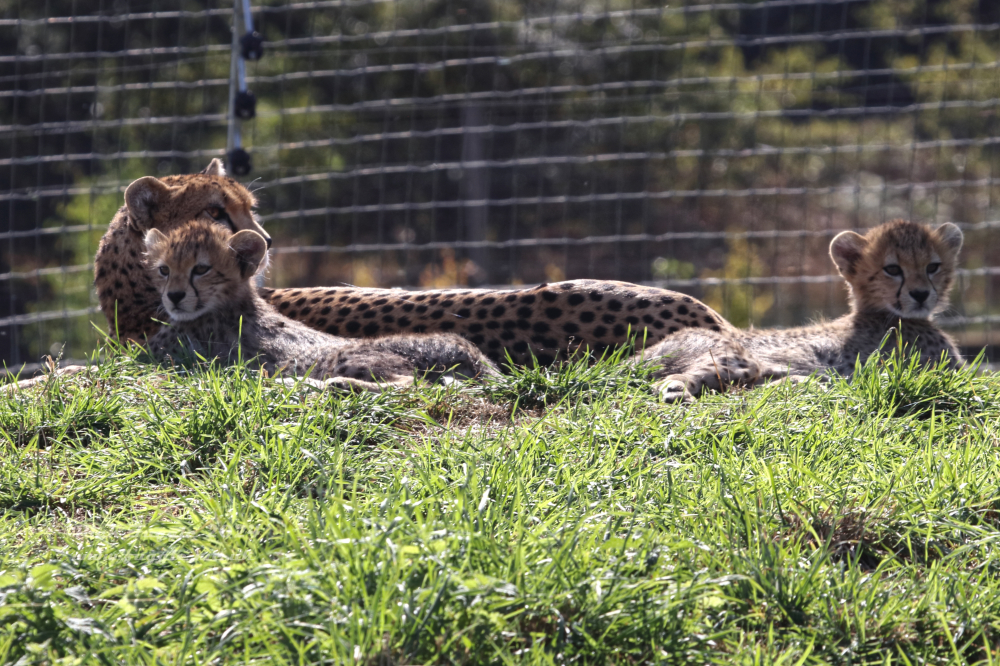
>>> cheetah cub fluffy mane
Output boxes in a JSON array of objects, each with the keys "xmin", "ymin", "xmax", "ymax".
[
  {"xmin": 641, "ymin": 219, "xmax": 965, "ymax": 402},
  {"xmin": 145, "ymin": 221, "xmax": 498, "ymax": 391}
]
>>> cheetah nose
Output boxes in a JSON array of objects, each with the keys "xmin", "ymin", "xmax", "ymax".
[
  {"xmin": 265, "ymin": 236, "xmax": 272, "ymax": 249},
  {"xmin": 910, "ymin": 289, "xmax": 930, "ymax": 305},
  {"xmin": 167, "ymin": 291, "xmax": 186, "ymax": 305}
]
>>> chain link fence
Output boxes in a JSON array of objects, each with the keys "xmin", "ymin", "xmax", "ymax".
[{"xmin": 2, "ymin": 0, "xmax": 999, "ymax": 369}]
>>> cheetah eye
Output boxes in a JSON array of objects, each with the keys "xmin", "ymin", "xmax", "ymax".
[
  {"xmin": 927, "ymin": 262, "xmax": 941, "ymax": 275},
  {"xmin": 205, "ymin": 207, "xmax": 226, "ymax": 220},
  {"xmin": 191, "ymin": 265, "xmax": 211, "ymax": 276},
  {"xmin": 883, "ymin": 264, "xmax": 903, "ymax": 277},
  {"xmin": 158, "ymin": 265, "xmax": 169, "ymax": 276}
]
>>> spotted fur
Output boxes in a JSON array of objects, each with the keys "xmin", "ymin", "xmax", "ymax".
[
  {"xmin": 146, "ymin": 222, "xmax": 498, "ymax": 391},
  {"xmin": 95, "ymin": 159, "xmax": 271, "ymax": 341},
  {"xmin": 95, "ymin": 162, "xmax": 734, "ymax": 367},
  {"xmin": 641, "ymin": 220, "xmax": 965, "ymax": 402},
  {"xmin": 259, "ymin": 280, "xmax": 733, "ymax": 367}
]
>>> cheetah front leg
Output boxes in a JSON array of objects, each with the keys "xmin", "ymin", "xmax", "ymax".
[
  {"xmin": 328, "ymin": 334, "xmax": 500, "ymax": 389},
  {"xmin": 320, "ymin": 370, "xmax": 480, "ymax": 393},
  {"xmin": 275, "ymin": 335, "xmax": 501, "ymax": 394},
  {"xmin": 323, "ymin": 374, "xmax": 415, "ymax": 393},
  {"xmin": 636, "ymin": 329, "xmax": 760, "ymax": 403},
  {"xmin": 654, "ymin": 351, "xmax": 762, "ymax": 403},
  {"xmin": 274, "ymin": 363, "xmax": 468, "ymax": 395},
  {"xmin": 274, "ymin": 373, "xmax": 415, "ymax": 393}
]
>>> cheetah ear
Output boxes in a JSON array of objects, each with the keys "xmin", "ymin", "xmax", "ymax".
[
  {"xmin": 144, "ymin": 228, "xmax": 169, "ymax": 256},
  {"xmin": 125, "ymin": 176, "xmax": 172, "ymax": 232},
  {"xmin": 200, "ymin": 158, "xmax": 226, "ymax": 177},
  {"xmin": 228, "ymin": 230, "xmax": 267, "ymax": 279},
  {"xmin": 934, "ymin": 222, "xmax": 963, "ymax": 257},
  {"xmin": 829, "ymin": 230, "xmax": 868, "ymax": 277}
]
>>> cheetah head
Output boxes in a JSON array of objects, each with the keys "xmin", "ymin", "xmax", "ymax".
[
  {"xmin": 144, "ymin": 220, "xmax": 268, "ymax": 322},
  {"xmin": 124, "ymin": 159, "xmax": 272, "ymax": 264},
  {"xmin": 829, "ymin": 219, "xmax": 963, "ymax": 319}
]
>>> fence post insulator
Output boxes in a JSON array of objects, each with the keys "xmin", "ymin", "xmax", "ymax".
[
  {"xmin": 228, "ymin": 148, "xmax": 252, "ymax": 176},
  {"xmin": 234, "ymin": 91, "xmax": 257, "ymax": 119},
  {"xmin": 240, "ymin": 32, "xmax": 264, "ymax": 60}
]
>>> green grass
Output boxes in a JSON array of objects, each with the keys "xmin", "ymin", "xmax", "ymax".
[{"xmin": 2, "ymin": 347, "xmax": 1000, "ymax": 665}]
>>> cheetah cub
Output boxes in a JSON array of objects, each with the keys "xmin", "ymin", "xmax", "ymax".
[
  {"xmin": 144, "ymin": 221, "xmax": 498, "ymax": 391},
  {"xmin": 640, "ymin": 219, "xmax": 965, "ymax": 402}
]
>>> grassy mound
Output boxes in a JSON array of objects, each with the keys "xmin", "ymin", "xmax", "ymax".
[{"xmin": 1, "ymin": 348, "xmax": 999, "ymax": 664}]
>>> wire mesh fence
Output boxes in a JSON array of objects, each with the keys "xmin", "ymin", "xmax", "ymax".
[{"xmin": 2, "ymin": 0, "xmax": 999, "ymax": 369}]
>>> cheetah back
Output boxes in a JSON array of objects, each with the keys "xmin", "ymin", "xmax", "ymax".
[{"xmin": 260, "ymin": 279, "xmax": 734, "ymax": 367}]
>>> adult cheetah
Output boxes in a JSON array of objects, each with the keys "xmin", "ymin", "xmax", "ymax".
[
  {"xmin": 93, "ymin": 160, "xmax": 734, "ymax": 367},
  {"xmin": 640, "ymin": 219, "xmax": 965, "ymax": 402}
]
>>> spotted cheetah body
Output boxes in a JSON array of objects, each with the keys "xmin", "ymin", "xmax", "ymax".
[
  {"xmin": 145, "ymin": 221, "xmax": 498, "ymax": 390},
  {"xmin": 642, "ymin": 219, "xmax": 965, "ymax": 402},
  {"xmin": 93, "ymin": 161, "xmax": 734, "ymax": 366},
  {"xmin": 260, "ymin": 280, "xmax": 732, "ymax": 367}
]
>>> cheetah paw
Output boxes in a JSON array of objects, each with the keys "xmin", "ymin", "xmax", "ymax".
[{"xmin": 656, "ymin": 378, "xmax": 696, "ymax": 404}]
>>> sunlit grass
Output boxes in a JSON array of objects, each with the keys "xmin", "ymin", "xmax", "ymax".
[{"xmin": 1, "ymin": 347, "xmax": 999, "ymax": 664}]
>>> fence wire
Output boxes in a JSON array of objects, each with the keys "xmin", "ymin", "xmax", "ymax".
[{"xmin": 2, "ymin": 0, "xmax": 999, "ymax": 368}]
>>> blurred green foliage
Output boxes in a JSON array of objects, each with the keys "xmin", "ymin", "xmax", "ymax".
[{"xmin": 1, "ymin": 0, "xmax": 998, "ymax": 363}]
